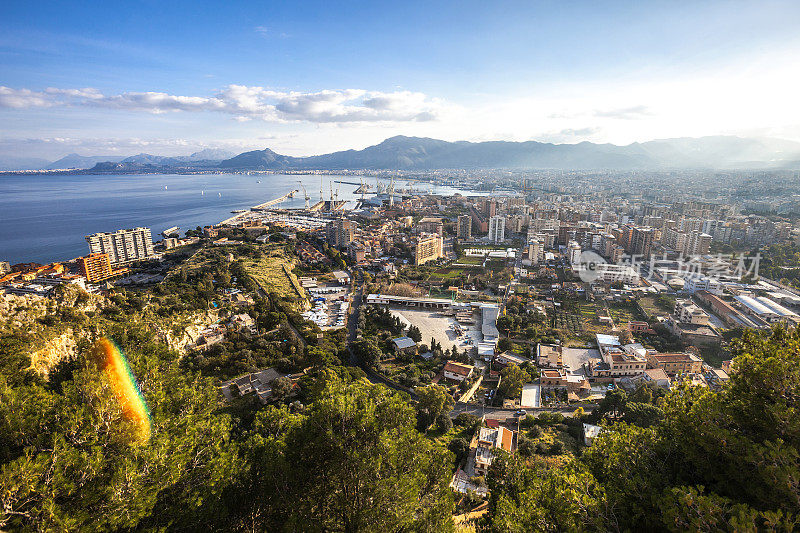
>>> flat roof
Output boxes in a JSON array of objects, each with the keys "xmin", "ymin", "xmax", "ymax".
[
  {"xmin": 735, "ymin": 294, "xmax": 776, "ymax": 316},
  {"xmin": 392, "ymin": 337, "xmax": 417, "ymax": 349}
]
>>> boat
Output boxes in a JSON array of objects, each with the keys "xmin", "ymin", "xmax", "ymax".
[
  {"xmin": 231, "ymin": 209, "xmax": 247, "ymax": 214},
  {"xmin": 201, "ymin": 190, "xmax": 204, "ymax": 195},
  {"xmin": 218, "ymin": 193, "xmax": 222, "ymax": 197},
  {"xmin": 257, "ymin": 180, "xmax": 261, "ymax": 183}
]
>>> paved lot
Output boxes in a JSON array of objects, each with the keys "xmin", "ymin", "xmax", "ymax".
[
  {"xmin": 391, "ymin": 307, "xmax": 487, "ymax": 368},
  {"xmin": 390, "ymin": 308, "xmax": 463, "ymax": 350},
  {"xmin": 561, "ymin": 347, "xmax": 601, "ymax": 375}
]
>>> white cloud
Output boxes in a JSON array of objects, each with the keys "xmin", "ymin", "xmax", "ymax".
[
  {"xmin": 0, "ymin": 85, "xmax": 447, "ymax": 124},
  {"xmin": 593, "ymin": 105, "xmax": 651, "ymax": 120}
]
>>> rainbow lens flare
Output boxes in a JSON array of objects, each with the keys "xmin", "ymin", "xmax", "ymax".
[{"xmin": 91, "ymin": 337, "xmax": 151, "ymax": 443}]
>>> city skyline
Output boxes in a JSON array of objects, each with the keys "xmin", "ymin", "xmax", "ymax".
[{"xmin": 3, "ymin": 0, "xmax": 800, "ymax": 159}]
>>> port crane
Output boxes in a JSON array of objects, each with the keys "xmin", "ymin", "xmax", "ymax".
[{"xmin": 298, "ymin": 180, "xmax": 310, "ymax": 209}]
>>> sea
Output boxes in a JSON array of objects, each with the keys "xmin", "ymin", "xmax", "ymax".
[{"xmin": 0, "ymin": 173, "xmax": 481, "ymax": 265}]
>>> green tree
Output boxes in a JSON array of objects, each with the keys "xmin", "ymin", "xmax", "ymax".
[
  {"xmin": 407, "ymin": 325, "xmax": 422, "ymax": 343},
  {"xmin": 281, "ymin": 377, "xmax": 454, "ymax": 532},
  {"xmin": 415, "ymin": 384, "xmax": 455, "ymax": 428},
  {"xmin": 487, "ymin": 454, "xmax": 607, "ymax": 532},
  {"xmin": 498, "ymin": 364, "xmax": 531, "ymax": 399}
]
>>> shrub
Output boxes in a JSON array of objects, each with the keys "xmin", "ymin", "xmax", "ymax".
[
  {"xmin": 436, "ymin": 413, "xmax": 453, "ymax": 432},
  {"xmin": 448, "ymin": 437, "xmax": 470, "ymax": 462},
  {"xmin": 454, "ymin": 413, "xmax": 479, "ymax": 428},
  {"xmin": 548, "ymin": 441, "xmax": 564, "ymax": 455},
  {"xmin": 517, "ymin": 436, "xmax": 535, "ymax": 457},
  {"xmin": 469, "ymin": 476, "xmax": 487, "ymax": 487}
]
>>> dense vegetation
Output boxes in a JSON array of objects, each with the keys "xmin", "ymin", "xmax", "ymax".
[
  {"xmin": 3, "ymin": 256, "xmax": 800, "ymax": 530},
  {"xmin": 487, "ymin": 327, "xmax": 800, "ymax": 532}
]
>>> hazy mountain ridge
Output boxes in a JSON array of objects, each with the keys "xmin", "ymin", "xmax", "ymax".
[
  {"xmin": 218, "ymin": 135, "xmax": 800, "ymax": 170},
  {"xmin": 4, "ymin": 135, "xmax": 800, "ymax": 172}
]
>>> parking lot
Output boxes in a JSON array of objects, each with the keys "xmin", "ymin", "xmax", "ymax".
[{"xmin": 390, "ymin": 307, "xmax": 483, "ymax": 353}]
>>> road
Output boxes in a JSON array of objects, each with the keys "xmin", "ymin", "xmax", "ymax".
[{"xmin": 451, "ymin": 402, "xmax": 591, "ymax": 420}]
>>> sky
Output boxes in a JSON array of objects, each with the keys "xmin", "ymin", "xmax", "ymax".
[{"xmin": 2, "ymin": 0, "xmax": 800, "ymax": 160}]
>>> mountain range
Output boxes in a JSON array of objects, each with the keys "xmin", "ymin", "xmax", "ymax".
[
  {"xmin": 3, "ymin": 136, "xmax": 800, "ymax": 172},
  {"xmin": 218, "ymin": 135, "xmax": 800, "ymax": 170}
]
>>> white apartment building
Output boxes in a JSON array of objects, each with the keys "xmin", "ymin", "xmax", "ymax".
[
  {"xmin": 85, "ymin": 227, "xmax": 155, "ymax": 264},
  {"xmin": 488, "ymin": 215, "xmax": 505, "ymax": 243}
]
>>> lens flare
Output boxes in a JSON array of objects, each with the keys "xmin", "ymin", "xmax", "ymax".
[{"xmin": 91, "ymin": 337, "xmax": 151, "ymax": 443}]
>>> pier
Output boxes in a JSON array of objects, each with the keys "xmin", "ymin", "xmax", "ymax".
[{"xmin": 252, "ymin": 189, "xmax": 299, "ymax": 210}]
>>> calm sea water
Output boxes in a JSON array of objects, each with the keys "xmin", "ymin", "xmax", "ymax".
[{"xmin": 0, "ymin": 173, "xmax": 475, "ymax": 264}]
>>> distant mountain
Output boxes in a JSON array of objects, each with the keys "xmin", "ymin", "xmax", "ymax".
[
  {"xmin": 217, "ymin": 148, "xmax": 299, "ymax": 169},
  {"xmin": 0, "ymin": 156, "xmax": 50, "ymax": 171},
  {"xmin": 217, "ymin": 135, "xmax": 800, "ymax": 170},
  {"xmin": 183, "ymin": 148, "xmax": 235, "ymax": 162},
  {"xmin": 12, "ymin": 135, "xmax": 799, "ymax": 174},
  {"xmin": 46, "ymin": 153, "xmax": 126, "ymax": 170}
]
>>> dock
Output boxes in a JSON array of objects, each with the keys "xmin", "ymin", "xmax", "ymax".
[{"xmin": 252, "ymin": 189, "xmax": 299, "ymax": 210}]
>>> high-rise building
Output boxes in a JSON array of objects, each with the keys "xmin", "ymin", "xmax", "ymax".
[
  {"xmin": 416, "ymin": 217, "xmax": 444, "ymax": 236},
  {"xmin": 687, "ymin": 232, "xmax": 712, "ymax": 255},
  {"xmin": 488, "ymin": 215, "xmax": 505, "ymax": 243},
  {"xmin": 663, "ymin": 228, "xmax": 712, "ymax": 256},
  {"xmin": 482, "ymin": 198, "xmax": 497, "ymax": 218},
  {"xmin": 457, "ymin": 215, "xmax": 472, "ymax": 239},
  {"xmin": 414, "ymin": 233, "xmax": 444, "ymax": 265},
  {"xmin": 85, "ymin": 227, "xmax": 154, "ymax": 264},
  {"xmin": 567, "ymin": 241, "xmax": 582, "ymax": 265},
  {"xmin": 80, "ymin": 253, "xmax": 114, "ymax": 283},
  {"xmin": 631, "ymin": 227, "xmax": 654, "ymax": 257},
  {"xmin": 527, "ymin": 239, "xmax": 542, "ymax": 264},
  {"xmin": 325, "ymin": 218, "xmax": 354, "ymax": 248}
]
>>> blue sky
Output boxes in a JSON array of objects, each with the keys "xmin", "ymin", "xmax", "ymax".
[{"xmin": 2, "ymin": 0, "xmax": 800, "ymax": 159}]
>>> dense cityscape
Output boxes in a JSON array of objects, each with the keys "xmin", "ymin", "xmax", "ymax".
[
  {"xmin": 4, "ymin": 1, "xmax": 800, "ymax": 531},
  {"xmin": 3, "ymin": 166, "xmax": 800, "ymax": 529}
]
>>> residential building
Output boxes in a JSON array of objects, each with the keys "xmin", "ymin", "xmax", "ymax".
[
  {"xmin": 540, "ymin": 368, "xmax": 590, "ymax": 396},
  {"xmin": 392, "ymin": 337, "xmax": 418, "ymax": 355},
  {"xmin": 473, "ymin": 425, "xmax": 514, "ymax": 475},
  {"xmin": 674, "ymin": 299, "xmax": 710, "ymax": 325},
  {"xmin": 631, "ymin": 227, "xmax": 654, "ymax": 257},
  {"xmin": 646, "ymin": 352, "xmax": 703, "ymax": 376},
  {"xmin": 0, "ymin": 262, "xmax": 10, "ymax": 274},
  {"xmin": 488, "ymin": 215, "xmax": 505, "ymax": 243},
  {"xmin": 493, "ymin": 351, "xmax": 529, "ymax": 370},
  {"xmin": 537, "ymin": 343, "xmax": 562, "ymax": 368},
  {"xmin": 414, "ymin": 233, "xmax": 444, "ymax": 265},
  {"xmin": 325, "ymin": 218, "xmax": 354, "ymax": 248},
  {"xmin": 347, "ymin": 242, "xmax": 365, "ymax": 263},
  {"xmin": 567, "ymin": 240, "xmax": 582, "ymax": 264},
  {"xmin": 590, "ymin": 334, "xmax": 647, "ymax": 378},
  {"xmin": 85, "ymin": 227, "xmax": 155, "ymax": 264},
  {"xmin": 631, "ymin": 368, "xmax": 671, "ymax": 389},
  {"xmin": 79, "ymin": 253, "xmax": 114, "ymax": 283},
  {"xmin": 417, "ymin": 217, "xmax": 444, "ymax": 236},
  {"xmin": 457, "ymin": 214, "xmax": 472, "ymax": 239},
  {"xmin": 684, "ymin": 275, "xmax": 721, "ymax": 294},
  {"xmin": 443, "ymin": 360, "xmax": 474, "ymax": 382}
]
